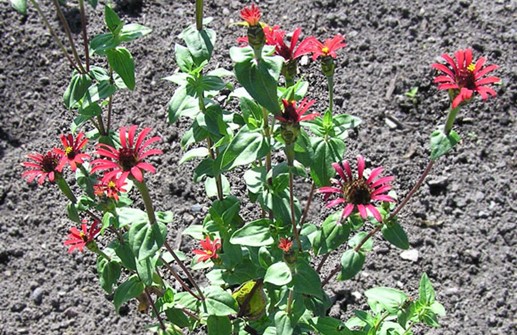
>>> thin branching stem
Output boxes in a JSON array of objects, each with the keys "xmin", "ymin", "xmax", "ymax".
[
  {"xmin": 78, "ymin": 0, "xmax": 90, "ymax": 72},
  {"xmin": 144, "ymin": 287, "xmax": 167, "ymax": 331}
]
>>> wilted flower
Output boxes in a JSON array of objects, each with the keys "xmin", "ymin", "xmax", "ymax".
[
  {"xmin": 318, "ymin": 156, "xmax": 395, "ymax": 222},
  {"xmin": 193, "ymin": 236, "xmax": 221, "ymax": 263},
  {"xmin": 54, "ymin": 133, "xmax": 90, "ymax": 172},
  {"xmin": 64, "ymin": 219, "xmax": 100, "ymax": 253},
  {"xmin": 91, "ymin": 126, "xmax": 162, "ymax": 184},
  {"xmin": 432, "ymin": 48, "xmax": 500, "ymax": 108},
  {"xmin": 22, "ymin": 151, "xmax": 61, "ymax": 185}
]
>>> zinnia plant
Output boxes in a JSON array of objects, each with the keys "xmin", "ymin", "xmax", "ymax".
[{"xmin": 15, "ymin": 1, "xmax": 502, "ymax": 334}]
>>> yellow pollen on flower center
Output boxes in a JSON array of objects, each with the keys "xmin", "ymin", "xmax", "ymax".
[
  {"xmin": 108, "ymin": 181, "xmax": 116, "ymax": 188},
  {"xmin": 206, "ymin": 250, "xmax": 213, "ymax": 255},
  {"xmin": 467, "ymin": 63, "xmax": 476, "ymax": 72},
  {"xmin": 65, "ymin": 147, "xmax": 73, "ymax": 155},
  {"xmin": 321, "ymin": 46, "xmax": 330, "ymax": 54}
]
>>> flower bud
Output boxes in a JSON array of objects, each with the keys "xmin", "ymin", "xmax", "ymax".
[{"xmin": 321, "ymin": 56, "xmax": 335, "ymax": 77}]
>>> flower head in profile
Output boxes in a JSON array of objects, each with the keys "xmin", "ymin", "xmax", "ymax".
[
  {"xmin": 64, "ymin": 219, "xmax": 100, "ymax": 253},
  {"xmin": 307, "ymin": 34, "xmax": 346, "ymax": 61},
  {"xmin": 270, "ymin": 27, "xmax": 315, "ymax": 62},
  {"xmin": 94, "ymin": 175, "xmax": 128, "ymax": 202},
  {"xmin": 193, "ymin": 236, "xmax": 221, "ymax": 263},
  {"xmin": 240, "ymin": 3, "xmax": 261, "ymax": 26},
  {"xmin": 53, "ymin": 133, "xmax": 90, "ymax": 172},
  {"xmin": 276, "ymin": 99, "xmax": 319, "ymax": 124},
  {"xmin": 432, "ymin": 48, "xmax": 500, "ymax": 108},
  {"xmin": 91, "ymin": 126, "xmax": 162, "ymax": 184},
  {"xmin": 278, "ymin": 238, "xmax": 293, "ymax": 253},
  {"xmin": 318, "ymin": 156, "xmax": 395, "ymax": 222},
  {"xmin": 22, "ymin": 151, "xmax": 61, "ymax": 185}
]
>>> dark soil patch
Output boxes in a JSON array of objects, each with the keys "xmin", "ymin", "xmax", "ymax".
[{"xmin": 0, "ymin": 0, "xmax": 515, "ymax": 334}]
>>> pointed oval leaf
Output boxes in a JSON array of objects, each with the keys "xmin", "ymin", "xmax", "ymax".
[
  {"xmin": 339, "ymin": 249, "xmax": 365, "ymax": 281},
  {"xmin": 221, "ymin": 126, "xmax": 269, "ymax": 170},
  {"xmin": 381, "ymin": 221, "xmax": 410, "ymax": 250},
  {"xmin": 204, "ymin": 286, "xmax": 238, "ymax": 316},
  {"xmin": 10, "ymin": 0, "xmax": 27, "ymax": 15},
  {"xmin": 129, "ymin": 221, "xmax": 167, "ymax": 261},
  {"xmin": 114, "ymin": 274, "xmax": 144, "ymax": 312},
  {"xmin": 230, "ymin": 219, "xmax": 274, "ymax": 247},
  {"xmin": 107, "ymin": 47, "xmax": 135, "ymax": 90},
  {"xmin": 430, "ymin": 129, "xmax": 461, "ymax": 160},
  {"xmin": 364, "ymin": 287, "xmax": 408, "ymax": 314},
  {"xmin": 118, "ymin": 23, "xmax": 152, "ymax": 43},
  {"xmin": 264, "ymin": 262, "xmax": 292, "ymax": 286}
]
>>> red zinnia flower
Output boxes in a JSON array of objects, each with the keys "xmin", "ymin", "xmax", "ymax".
[
  {"xmin": 432, "ymin": 48, "xmax": 500, "ymax": 108},
  {"xmin": 64, "ymin": 219, "xmax": 100, "ymax": 253},
  {"xmin": 91, "ymin": 126, "xmax": 162, "ymax": 184},
  {"xmin": 240, "ymin": 3, "xmax": 261, "ymax": 26},
  {"xmin": 270, "ymin": 27, "xmax": 315, "ymax": 62},
  {"xmin": 318, "ymin": 156, "xmax": 395, "ymax": 222},
  {"xmin": 275, "ymin": 99, "xmax": 319, "ymax": 124},
  {"xmin": 94, "ymin": 175, "xmax": 127, "ymax": 202},
  {"xmin": 53, "ymin": 133, "xmax": 90, "ymax": 172},
  {"xmin": 278, "ymin": 238, "xmax": 293, "ymax": 252},
  {"xmin": 307, "ymin": 34, "xmax": 346, "ymax": 61},
  {"xmin": 192, "ymin": 236, "xmax": 221, "ymax": 263},
  {"xmin": 22, "ymin": 151, "xmax": 60, "ymax": 185}
]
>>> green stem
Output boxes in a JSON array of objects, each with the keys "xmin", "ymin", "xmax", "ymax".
[
  {"xmin": 51, "ymin": 0, "xmax": 86, "ymax": 74},
  {"xmin": 195, "ymin": 0, "xmax": 204, "ymax": 31},
  {"xmin": 55, "ymin": 175, "xmax": 77, "ymax": 203},
  {"xmin": 106, "ymin": 94, "xmax": 113, "ymax": 134},
  {"xmin": 327, "ymin": 75, "xmax": 334, "ymax": 113},
  {"xmin": 443, "ymin": 105, "xmax": 461, "ymax": 136},
  {"xmin": 133, "ymin": 179, "xmax": 157, "ymax": 225},
  {"xmin": 28, "ymin": 0, "xmax": 81, "ymax": 73},
  {"xmin": 286, "ymin": 145, "xmax": 302, "ymax": 252},
  {"xmin": 78, "ymin": 0, "xmax": 90, "ymax": 72},
  {"xmin": 286, "ymin": 290, "xmax": 294, "ymax": 315},
  {"xmin": 262, "ymin": 108, "xmax": 273, "ymax": 218}
]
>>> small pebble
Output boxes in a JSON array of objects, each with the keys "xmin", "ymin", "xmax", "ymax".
[{"xmin": 400, "ymin": 249, "xmax": 419, "ymax": 262}]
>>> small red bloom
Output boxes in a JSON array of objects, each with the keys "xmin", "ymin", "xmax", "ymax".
[
  {"xmin": 432, "ymin": 48, "xmax": 500, "ymax": 108},
  {"xmin": 278, "ymin": 238, "xmax": 293, "ymax": 252},
  {"xmin": 307, "ymin": 34, "xmax": 346, "ymax": 61},
  {"xmin": 318, "ymin": 156, "xmax": 395, "ymax": 222},
  {"xmin": 91, "ymin": 126, "xmax": 162, "ymax": 184},
  {"xmin": 64, "ymin": 219, "xmax": 100, "ymax": 253},
  {"xmin": 276, "ymin": 99, "xmax": 319, "ymax": 124},
  {"xmin": 193, "ymin": 236, "xmax": 221, "ymax": 263},
  {"xmin": 94, "ymin": 175, "xmax": 127, "ymax": 202},
  {"xmin": 240, "ymin": 3, "xmax": 261, "ymax": 26},
  {"xmin": 270, "ymin": 27, "xmax": 315, "ymax": 62},
  {"xmin": 22, "ymin": 151, "xmax": 60, "ymax": 185},
  {"xmin": 53, "ymin": 132, "xmax": 90, "ymax": 172}
]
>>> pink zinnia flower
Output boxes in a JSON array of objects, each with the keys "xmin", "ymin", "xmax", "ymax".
[
  {"xmin": 93, "ymin": 175, "xmax": 127, "ymax": 202},
  {"xmin": 278, "ymin": 238, "xmax": 293, "ymax": 253},
  {"xmin": 193, "ymin": 236, "xmax": 221, "ymax": 263},
  {"xmin": 91, "ymin": 126, "xmax": 162, "ymax": 184},
  {"xmin": 318, "ymin": 156, "xmax": 395, "ymax": 222},
  {"xmin": 240, "ymin": 3, "xmax": 261, "ymax": 26},
  {"xmin": 22, "ymin": 151, "xmax": 60, "ymax": 185},
  {"xmin": 53, "ymin": 133, "xmax": 90, "ymax": 172},
  {"xmin": 432, "ymin": 48, "xmax": 500, "ymax": 108},
  {"xmin": 276, "ymin": 99, "xmax": 319, "ymax": 124},
  {"xmin": 64, "ymin": 219, "xmax": 100, "ymax": 253},
  {"xmin": 306, "ymin": 34, "xmax": 346, "ymax": 61}
]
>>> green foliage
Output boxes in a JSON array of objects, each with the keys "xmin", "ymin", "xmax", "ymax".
[
  {"xmin": 339, "ymin": 249, "xmax": 365, "ymax": 281},
  {"xmin": 128, "ymin": 221, "xmax": 167, "ymax": 261},
  {"xmin": 264, "ymin": 262, "xmax": 292, "ymax": 286},
  {"xmin": 114, "ymin": 274, "xmax": 144, "ymax": 312},
  {"xmin": 106, "ymin": 47, "xmax": 135, "ymax": 90},
  {"xmin": 230, "ymin": 219, "xmax": 274, "ymax": 247},
  {"xmin": 10, "ymin": 0, "xmax": 27, "ymax": 15},
  {"xmin": 381, "ymin": 219, "xmax": 410, "ymax": 250},
  {"xmin": 97, "ymin": 257, "xmax": 121, "ymax": 294},
  {"xmin": 430, "ymin": 128, "xmax": 461, "ymax": 160},
  {"xmin": 204, "ymin": 286, "xmax": 239, "ymax": 316}
]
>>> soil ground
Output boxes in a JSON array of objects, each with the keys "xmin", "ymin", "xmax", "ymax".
[{"xmin": 0, "ymin": 0, "xmax": 515, "ymax": 334}]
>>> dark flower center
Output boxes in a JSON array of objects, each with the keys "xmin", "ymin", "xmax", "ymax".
[
  {"xmin": 118, "ymin": 148, "xmax": 138, "ymax": 171},
  {"xmin": 343, "ymin": 179, "xmax": 372, "ymax": 205},
  {"xmin": 457, "ymin": 65, "xmax": 476, "ymax": 90},
  {"xmin": 281, "ymin": 103, "xmax": 299, "ymax": 123},
  {"xmin": 65, "ymin": 146, "xmax": 77, "ymax": 159},
  {"xmin": 42, "ymin": 153, "xmax": 59, "ymax": 173}
]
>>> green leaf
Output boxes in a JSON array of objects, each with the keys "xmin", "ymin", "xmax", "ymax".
[
  {"xmin": 97, "ymin": 257, "xmax": 121, "ymax": 294},
  {"xmin": 207, "ymin": 315, "xmax": 232, "ymax": 335},
  {"xmin": 430, "ymin": 129, "xmax": 461, "ymax": 160},
  {"xmin": 364, "ymin": 287, "xmax": 408, "ymax": 314},
  {"xmin": 129, "ymin": 221, "xmax": 167, "ymax": 261},
  {"xmin": 10, "ymin": 0, "xmax": 27, "ymax": 15},
  {"xmin": 113, "ymin": 274, "xmax": 144, "ymax": 312},
  {"xmin": 90, "ymin": 33, "xmax": 118, "ymax": 55},
  {"xmin": 87, "ymin": 0, "xmax": 98, "ymax": 9},
  {"xmin": 381, "ymin": 221, "xmax": 409, "ymax": 250},
  {"xmin": 205, "ymin": 175, "xmax": 230, "ymax": 199},
  {"xmin": 418, "ymin": 272, "xmax": 436, "ymax": 305},
  {"xmin": 63, "ymin": 73, "xmax": 92, "ymax": 109},
  {"xmin": 221, "ymin": 125, "xmax": 269, "ymax": 170},
  {"xmin": 81, "ymin": 81, "xmax": 117, "ymax": 110},
  {"xmin": 180, "ymin": 147, "xmax": 209, "ymax": 165},
  {"xmin": 309, "ymin": 317, "xmax": 352, "ymax": 335},
  {"xmin": 204, "ymin": 286, "xmax": 239, "ymax": 316},
  {"xmin": 104, "ymin": 6, "xmax": 123, "ymax": 34},
  {"xmin": 430, "ymin": 301, "xmax": 446, "ymax": 316},
  {"xmin": 107, "ymin": 47, "xmax": 135, "ymax": 90},
  {"xmin": 339, "ymin": 249, "xmax": 365, "ymax": 281},
  {"xmin": 175, "ymin": 44, "xmax": 194, "ymax": 73},
  {"xmin": 113, "ymin": 238, "xmax": 137, "ymax": 270},
  {"xmin": 118, "ymin": 23, "xmax": 152, "ymax": 43},
  {"xmin": 275, "ymin": 311, "xmax": 294, "ymax": 335},
  {"xmin": 314, "ymin": 211, "xmax": 350, "ymax": 255},
  {"xmin": 240, "ymin": 96, "xmax": 263, "ymax": 130},
  {"xmin": 66, "ymin": 202, "xmax": 81, "ymax": 223},
  {"xmin": 230, "ymin": 218, "xmax": 274, "ymax": 247},
  {"xmin": 180, "ymin": 26, "xmax": 216, "ymax": 65},
  {"xmin": 116, "ymin": 207, "xmax": 148, "ymax": 228},
  {"xmin": 293, "ymin": 260, "xmax": 322, "ymax": 298},
  {"xmin": 420, "ymin": 310, "xmax": 441, "ymax": 327},
  {"xmin": 136, "ymin": 254, "xmax": 158, "ymax": 286},
  {"xmin": 264, "ymin": 262, "xmax": 292, "ymax": 286},
  {"xmin": 164, "ymin": 308, "xmax": 191, "ymax": 328},
  {"xmin": 310, "ymin": 137, "xmax": 346, "ymax": 187},
  {"xmin": 202, "ymin": 75, "xmax": 226, "ymax": 91},
  {"xmin": 167, "ymin": 86, "xmax": 200, "ymax": 123},
  {"xmin": 348, "ymin": 232, "xmax": 374, "ymax": 252},
  {"xmin": 230, "ymin": 46, "xmax": 282, "ymax": 115}
]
